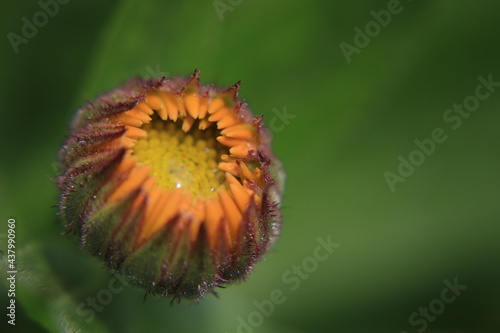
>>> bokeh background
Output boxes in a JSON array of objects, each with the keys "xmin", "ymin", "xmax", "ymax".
[{"xmin": 1, "ymin": 1, "xmax": 499, "ymax": 332}]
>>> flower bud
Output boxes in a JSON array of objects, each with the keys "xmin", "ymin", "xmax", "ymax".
[{"xmin": 58, "ymin": 70, "xmax": 284, "ymax": 300}]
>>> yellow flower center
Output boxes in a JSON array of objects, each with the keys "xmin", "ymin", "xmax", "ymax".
[{"xmin": 132, "ymin": 119, "xmax": 227, "ymax": 198}]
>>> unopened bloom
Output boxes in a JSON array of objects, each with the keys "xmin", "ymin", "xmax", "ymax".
[{"xmin": 58, "ymin": 70, "xmax": 284, "ymax": 300}]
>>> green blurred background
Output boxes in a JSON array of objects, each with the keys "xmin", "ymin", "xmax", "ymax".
[{"xmin": 1, "ymin": 1, "xmax": 499, "ymax": 332}]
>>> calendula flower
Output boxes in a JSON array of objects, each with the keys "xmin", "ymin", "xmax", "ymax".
[{"xmin": 58, "ymin": 70, "xmax": 284, "ymax": 300}]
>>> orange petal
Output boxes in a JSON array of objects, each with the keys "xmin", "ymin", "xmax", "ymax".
[
  {"xmin": 208, "ymin": 97, "xmax": 225, "ymax": 114},
  {"xmin": 136, "ymin": 102, "xmax": 154, "ymax": 115},
  {"xmin": 182, "ymin": 116, "xmax": 195, "ymax": 132},
  {"xmin": 198, "ymin": 118, "xmax": 212, "ymax": 130},
  {"xmin": 179, "ymin": 192, "xmax": 192, "ymax": 213},
  {"xmin": 208, "ymin": 107, "xmax": 231, "ymax": 122},
  {"xmin": 221, "ymin": 124, "xmax": 255, "ymax": 140},
  {"xmin": 198, "ymin": 96, "xmax": 209, "ymax": 119},
  {"xmin": 145, "ymin": 188, "xmax": 169, "ymax": 226},
  {"xmin": 218, "ymin": 189, "xmax": 242, "ymax": 240},
  {"xmin": 125, "ymin": 109, "xmax": 152, "ymax": 123},
  {"xmin": 138, "ymin": 188, "xmax": 169, "ymax": 244},
  {"xmin": 145, "ymin": 93, "xmax": 164, "ymax": 111},
  {"xmin": 154, "ymin": 189, "xmax": 183, "ymax": 231},
  {"xmin": 189, "ymin": 201, "xmax": 205, "ymax": 240},
  {"xmin": 115, "ymin": 155, "xmax": 138, "ymax": 174},
  {"xmin": 122, "ymin": 137, "xmax": 138, "ymax": 149},
  {"xmin": 217, "ymin": 114, "xmax": 240, "ymax": 129},
  {"xmin": 205, "ymin": 198, "xmax": 226, "ymax": 245},
  {"xmin": 229, "ymin": 144, "xmax": 250, "ymax": 158},
  {"xmin": 226, "ymin": 173, "xmax": 251, "ymax": 212},
  {"xmin": 219, "ymin": 162, "xmax": 239, "ymax": 176},
  {"xmin": 229, "ymin": 184, "xmax": 251, "ymax": 213},
  {"xmin": 132, "ymin": 177, "xmax": 156, "ymax": 210},
  {"xmin": 159, "ymin": 92, "xmax": 179, "ymax": 122},
  {"xmin": 175, "ymin": 95, "xmax": 187, "ymax": 117},
  {"xmin": 125, "ymin": 126, "xmax": 148, "ymax": 139},
  {"xmin": 238, "ymin": 162, "xmax": 254, "ymax": 181},
  {"xmin": 254, "ymin": 167, "xmax": 264, "ymax": 187},
  {"xmin": 118, "ymin": 115, "xmax": 143, "ymax": 127},
  {"xmin": 216, "ymin": 135, "xmax": 246, "ymax": 147},
  {"xmin": 184, "ymin": 94, "xmax": 200, "ymax": 118},
  {"xmin": 221, "ymin": 154, "xmax": 237, "ymax": 162},
  {"xmin": 108, "ymin": 165, "xmax": 152, "ymax": 202}
]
